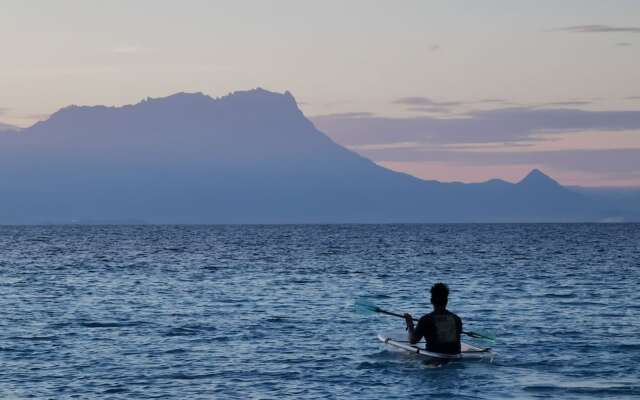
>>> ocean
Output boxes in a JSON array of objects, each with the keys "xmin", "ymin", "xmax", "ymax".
[{"xmin": 1, "ymin": 224, "xmax": 639, "ymax": 399}]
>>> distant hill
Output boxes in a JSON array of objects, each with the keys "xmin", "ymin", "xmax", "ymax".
[
  {"xmin": 568, "ymin": 186, "xmax": 640, "ymax": 222},
  {"xmin": 0, "ymin": 89, "xmax": 632, "ymax": 223}
]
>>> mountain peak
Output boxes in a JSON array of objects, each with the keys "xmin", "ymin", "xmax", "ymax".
[
  {"xmin": 37, "ymin": 88, "xmax": 302, "ymax": 130},
  {"xmin": 136, "ymin": 88, "xmax": 300, "ymax": 114},
  {"xmin": 518, "ymin": 169, "xmax": 560, "ymax": 187},
  {"xmin": 137, "ymin": 88, "xmax": 293, "ymax": 105},
  {"xmin": 154, "ymin": 91, "xmax": 210, "ymax": 101},
  {"xmin": 220, "ymin": 87, "xmax": 299, "ymax": 108}
]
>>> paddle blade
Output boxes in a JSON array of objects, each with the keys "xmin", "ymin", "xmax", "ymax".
[
  {"xmin": 463, "ymin": 330, "xmax": 496, "ymax": 342},
  {"xmin": 353, "ymin": 298, "xmax": 380, "ymax": 315}
]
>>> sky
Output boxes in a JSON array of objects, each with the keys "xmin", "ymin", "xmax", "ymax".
[{"xmin": 1, "ymin": 0, "xmax": 639, "ymax": 186}]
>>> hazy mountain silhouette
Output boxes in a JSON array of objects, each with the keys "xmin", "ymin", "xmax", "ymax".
[
  {"xmin": 568, "ymin": 186, "xmax": 640, "ymax": 222},
  {"xmin": 0, "ymin": 89, "xmax": 630, "ymax": 223}
]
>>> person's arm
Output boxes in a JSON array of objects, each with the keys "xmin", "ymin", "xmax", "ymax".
[{"xmin": 404, "ymin": 313, "xmax": 423, "ymax": 344}]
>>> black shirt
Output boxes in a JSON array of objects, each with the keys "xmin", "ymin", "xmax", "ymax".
[{"xmin": 413, "ymin": 310, "xmax": 462, "ymax": 354}]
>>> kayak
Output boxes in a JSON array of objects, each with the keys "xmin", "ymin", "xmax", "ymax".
[{"xmin": 378, "ymin": 334, "xmax": 495, "ymax": 362}]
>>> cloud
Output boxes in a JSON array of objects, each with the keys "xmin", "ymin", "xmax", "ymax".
[
  {"xmin": 363, "ymin": 147, "xmax": 640, "ymax": 177},
  {"xmin": 311, "ymin": 105, "xmax": 640, "ymax": 184},
  {"xmin": 392, "ymin": 97, "xmax": 461, "ymax": 107},
  {"xmin": 476, "ymin": 98, "xmax": 508, "ymax": 104},
  {"xmin": 313, "ymin": 111, "xmax": 375, "ymax": 119},
  {"xmin": 311, "ymin": 107, "xmax": 640, "ymax": 147},
  {"xmin": 626, "ymin": 96, "xmax": 640, "ymax": 100},
  {"xmin": 616, "ymin": 42, "xmax": 633, "ymax": 47},
  {"xmin": 392, "ymin": 96, "xmax": 462, "ymax": 113},
  {"xmin": 538, "ymin": 101, "xmax": 593, "ymax": 107},
  {"xmin": 392, "ymin": 97, "xmax": 513, "ymax": 114},
  {"xmin": 556, "ymin": 25, "xmax": 640, "ymax": 33},
  {"xmin": 428, "ymin": 44, "xmax": 440, "ymax": 52},
  {"xmin": 406, "ymin": 106, "xmax": 451, "ymax": 114}
]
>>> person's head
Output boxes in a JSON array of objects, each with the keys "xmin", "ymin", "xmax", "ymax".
[{"xmin": 430, "ymin": 282, "xmax": 449, "ymax": 309}]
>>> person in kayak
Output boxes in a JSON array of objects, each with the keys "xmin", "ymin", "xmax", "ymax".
[{"xmin": 404, "ymin": 282, "xmax": 462, "ymax": 354}]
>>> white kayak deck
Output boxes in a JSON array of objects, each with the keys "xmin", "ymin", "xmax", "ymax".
[{"xmin": 378, "ymin": 334, "xmax": 495, "ymax": 362}]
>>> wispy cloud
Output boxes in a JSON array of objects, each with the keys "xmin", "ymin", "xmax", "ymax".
[
  {"xmin": 538, "ymin": 101, "xmax": 593, "ymax": 107},
  {"xmin": 350, "ymin": 142, "xmax": 421, "ymax": 151},
  {"xmin": 393, "ymin": 97, "xmax": 461, "ymax": 107},
  {"xmin": 616, "ymin": 42, "xmax": 633, "ymax": 47},
  {"xmin": 312, "ymin": 107, "xmax": 640, "ymax": 147},
  {"xmin": 314, "ymin": 112, "xmax": 375, "ymax": 119},
  {"xmin": 555, "ymin": 25, "xmax": 640, "ymax": 33},
  {"xmin": 406, "ymin": 106, "xmax": 451, "ymax": 114},
  {"xmin": 392, "ymin": 96, "xmax": 512, "ymax": 114},
  {"xmin": 428, "ymin": 44, "xmax": 440, "ymax": 52},
  {"xmin": 476, "ymin": 98, "xmax": 508, "ymax": 104},
  {"xmin": 368, "ymin": 147, "xmax": 640, "ymax": 177},
  {"xmin": 312, "ymin": 101, "xmax": 640, "ymax": 184}
]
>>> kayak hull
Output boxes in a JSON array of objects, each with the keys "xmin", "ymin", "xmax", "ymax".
[{"xmin": 377, "ymin": 334, "xmax": 495, "ymax": 362}]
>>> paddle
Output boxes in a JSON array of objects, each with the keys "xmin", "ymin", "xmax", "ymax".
[{"xmin": 354, "ymin": 298, "xmax": 496, "ymax": 342}]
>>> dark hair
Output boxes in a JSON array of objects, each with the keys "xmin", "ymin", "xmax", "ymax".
[{"xmin": 430, "ymin": 282, "xmax": 449, "ymax": 306}]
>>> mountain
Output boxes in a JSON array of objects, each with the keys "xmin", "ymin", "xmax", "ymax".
[
  {"xmin": 0, "ymin": 89, "xmax": 629, "ymax": 223},
  {"xmin": 518, "ymin": 169, "xmax": 561, "ymax": 189},
  {"xmin": 568, "ymin": 186, "xmax": 640, "ymax": 222}
]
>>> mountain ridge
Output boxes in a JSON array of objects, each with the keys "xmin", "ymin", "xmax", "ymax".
[{"xmin": 0, "ymin": 89, "xmax": 632, "ymax": 223}]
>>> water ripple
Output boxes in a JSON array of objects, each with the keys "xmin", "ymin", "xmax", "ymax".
[{"xmin": 0, "ymin": 224, "xmax": 638, "ymax": 399}]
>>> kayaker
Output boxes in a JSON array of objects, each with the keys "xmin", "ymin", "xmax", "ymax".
[{"xmin": 404, "ymin": 282, "xmax": 462, "ymax": 354}]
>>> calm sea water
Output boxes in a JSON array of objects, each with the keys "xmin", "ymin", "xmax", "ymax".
[{"xmin": 1, "ymin": 224, "xmax": 639, "ymax": 399}]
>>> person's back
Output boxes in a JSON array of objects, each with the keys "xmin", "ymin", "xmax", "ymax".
[
  {"xmin": 404, "ymin": 282, "xmax": 462, "ymax": 355},
  {"xmin": 415, "ymin": 309, "xmax": 462, "ymax": 354}
]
